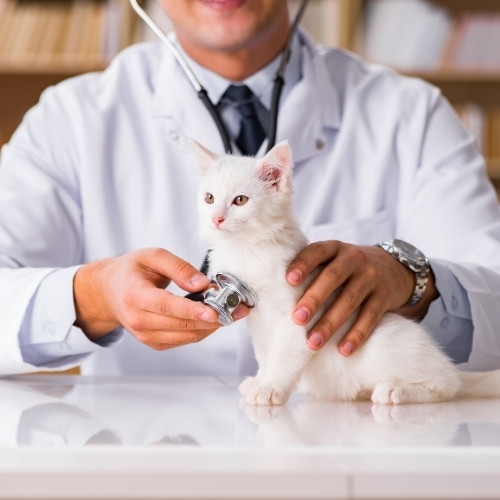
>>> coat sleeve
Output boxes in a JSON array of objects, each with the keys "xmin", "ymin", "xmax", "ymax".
[
  {"xmin": 397, "ymin": 87, "xmax": 500, "ymax": 371},
  {"xmin": 0, "ymin": 85, "xmax": 113, "ymax": 374}
]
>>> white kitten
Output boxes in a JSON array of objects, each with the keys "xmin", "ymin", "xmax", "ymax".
[{"xmin": 195, "ymin": 141, "xmax": 500, "ymax": 406}]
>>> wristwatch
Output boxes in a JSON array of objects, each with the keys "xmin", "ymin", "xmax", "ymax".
[{"xmin": 377, "ymin": 239, "xmax": 430, "ymax": 307}]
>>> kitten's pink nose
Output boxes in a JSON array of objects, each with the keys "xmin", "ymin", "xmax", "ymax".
[{"xmin": 212, "ymin": 216, "xmax": 225, "ymax": 228}]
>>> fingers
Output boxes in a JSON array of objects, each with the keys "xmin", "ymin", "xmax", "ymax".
[
  {"xmin": 137, "ymin": 247, "xmax": 210, "ymax": 293},
  {"xmin": 124, "ymin": 286, "xmax": 250, "ymax": 351},
  {"xmin": 287, "ymin": 241, "xmax": 394, "ymax": 357},
  {"xmin": 127, "ymin": 304, "xmax": 250, "ymax": 351},
  {"xmin": 288, "ymin": 241, "xmax": 345, "ymax": 327},
  {"xmin": 286, "ymin": 241, "xmax": 340, "ymax": 286},
  {"xmin": 291, "ymin": 243, "xmax": 375, "ymax": 328},
  {"xmin": 303, "ymin": 274, "xmax": 378, "ymax": 351},
  {"xmin": 309, "ymin": 293, "xmax": 386, "ymax": 356},
  {"xmin": 128, "ymin": 312, "xmax": 219, "ymax": 350},
  {"xmin": 291, "ymin": 260, "xmax": 354, "ymax": 327},
  {"xmin": 135, "ymin": 286, "xmax": 250, "ymax": 324},
  {"xmin": 136, "ymin": 288, "xmax": 219, "ymax": 323},
  {"xmin": 337, "ymin": 296, "xmax": 385, "ymax": 355},
  {"xmin": 151, "ymin": 329, "xmax": 219, "ymax": 350}
]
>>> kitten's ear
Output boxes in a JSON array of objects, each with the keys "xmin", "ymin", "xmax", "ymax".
[
  {"xmin": 257, "ymin": 141, "xmax": 293, "ymax": 190},
  {"xmin": 191, "ymin": 140, "xmax": 218, "ymax": 175}
]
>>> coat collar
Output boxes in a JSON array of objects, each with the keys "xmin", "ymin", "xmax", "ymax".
[{"xmin": 151, "ymin": 30, "xmax": 341, "ymax": 162}]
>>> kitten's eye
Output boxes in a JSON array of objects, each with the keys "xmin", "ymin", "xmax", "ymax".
[
  {"xmin": 205, "ymin": 193, "xmax": 214, "ymax": 204},
  {"xmin": 233, "ymin": 195, "xmax": 249, "ymax": 206}
]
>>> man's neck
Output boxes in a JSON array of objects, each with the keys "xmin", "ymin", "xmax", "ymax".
[
  {"xmin": 175, "ymin": 26, "xmax": 289, "ymax": 81},
  {"xmin": 179, "ymin": 49, "xmax": 279, "ymax": 81}
]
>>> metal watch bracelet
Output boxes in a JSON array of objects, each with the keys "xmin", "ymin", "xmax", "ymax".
[{"xmin": 377, "ymin": 239, "xmax": 430, "ymax": 308}]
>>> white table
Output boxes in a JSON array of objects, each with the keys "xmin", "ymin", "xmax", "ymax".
[{"xmin": 0, "ymin": 375, "xmax": 499, "ymax": 499}]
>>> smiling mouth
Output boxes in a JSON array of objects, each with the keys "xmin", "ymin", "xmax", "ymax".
[{"xmin": 199, "ymin": 0, "xmax": 246, "ymax": 11}]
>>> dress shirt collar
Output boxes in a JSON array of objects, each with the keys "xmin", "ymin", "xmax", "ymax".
[
  {"xmin": 170, "ymin": 31, "xmax": 303, "ymax": 110},
  {"xmin": 152, "ymin": 29, "xmax": 341, "ymax": 160}
]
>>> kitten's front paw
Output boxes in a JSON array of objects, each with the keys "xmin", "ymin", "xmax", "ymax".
[
  {"xmin": 239, "ymin": 376, "xmax": 259, "ymax": 395},
  {"xmin": 371, "ymin": 383, "xmax": 405, "ymax": 405},
  {"xmin": 245, "ymin": 384, "xmax": 289, "ymax": 406}
]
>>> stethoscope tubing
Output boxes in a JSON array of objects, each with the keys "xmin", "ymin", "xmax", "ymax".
[{"xmin": 129, "ymin": 0, "xmax": 309, "ymax": 155}]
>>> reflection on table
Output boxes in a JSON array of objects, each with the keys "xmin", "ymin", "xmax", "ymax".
[{"xmin": 1, "ymin": 375, "xmax": 500, "ymax": 449}]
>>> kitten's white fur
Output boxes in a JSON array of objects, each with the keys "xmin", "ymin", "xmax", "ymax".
[{"xmin": 195, "ymin": 141, "xmax": 500, "ymax": 406}]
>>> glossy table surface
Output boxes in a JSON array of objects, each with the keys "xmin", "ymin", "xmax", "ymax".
[{"xmin": 1, "ymin": 375, "xmax": 500, "ymax": 499}]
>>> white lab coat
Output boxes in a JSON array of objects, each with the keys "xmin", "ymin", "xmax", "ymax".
[{"xmin": 1, "ymin": 34, "xmax": 500, "ymax": 375}]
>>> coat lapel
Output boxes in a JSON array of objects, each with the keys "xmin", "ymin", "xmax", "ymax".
[
  {"xmin": 151, "ymin": 47, "xmax": 228, "ymax": 155},
  {"xmin": 277, "ymin": 33, "xmax": 341, "ymax": 163}
]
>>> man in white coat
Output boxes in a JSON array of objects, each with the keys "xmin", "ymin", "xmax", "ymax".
[{"xmin": 1, "ymin": 0, "xmax": 500, "ymax": 376}]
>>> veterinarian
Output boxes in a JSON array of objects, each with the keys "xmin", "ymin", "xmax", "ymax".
[{"xmin": 1, "ymin": 0, "xmax": 499, "ymax": 375}]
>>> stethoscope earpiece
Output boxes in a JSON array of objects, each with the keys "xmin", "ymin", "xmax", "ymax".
[{"xmin": 203, "ymin": 272, "xmax": 257, "ymax": 326}]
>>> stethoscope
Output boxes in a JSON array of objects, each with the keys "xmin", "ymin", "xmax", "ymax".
[
  {"xmin": 129, "ymin": 0, "xmax": 310, "ymax": 323},
  {"xmin": 129, "ymin": 0, "xmax": 310, "ymax": 154}
]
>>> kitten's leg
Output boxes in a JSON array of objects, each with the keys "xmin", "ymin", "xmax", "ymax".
[
  {"xmin": 239, "ymin": 375, "xmax": 260, "ymax": 395},
  {"xmin": 371, "ymin": 380, "xmax": 459, "ymax": 405},
  {"xmin": 239, "ymin": 346, "xmax": 267, "ymax": 395},
  {"xmin": 244, "ymin": 324, "xmax": 314, "ymax": 406}
]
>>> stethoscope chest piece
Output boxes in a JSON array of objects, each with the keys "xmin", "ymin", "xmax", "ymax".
[{"xmin": 203, "ymin": 272, "xmax": 257, "ymax": 326}]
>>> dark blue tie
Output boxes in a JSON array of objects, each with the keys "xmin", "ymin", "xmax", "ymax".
[{"xmin": 222, "ymin": 84, "xmax": 266, "ymax": 156}]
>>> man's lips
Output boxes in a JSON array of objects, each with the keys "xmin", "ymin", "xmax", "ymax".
[{"xmin": 199, "ymin": 0, "xmax": 246, "ymax": 11}]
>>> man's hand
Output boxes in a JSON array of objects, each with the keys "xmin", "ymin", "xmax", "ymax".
[
  {"xmin": 73, "ymin": 248, "xmax": 248, "ymax": 350},
  {"xmin": 286, "ymin": 240, "xmax": 438, "ymax": 356}
]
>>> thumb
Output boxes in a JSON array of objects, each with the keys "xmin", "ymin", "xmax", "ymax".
[{"xmin": 138, "ymin": 248, "xmax": 210, "ymax": 293}]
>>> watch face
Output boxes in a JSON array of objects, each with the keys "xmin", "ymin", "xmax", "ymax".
[{"xmin": 393, "ymin": 239, "xmax": 428, "ymax": 269}]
